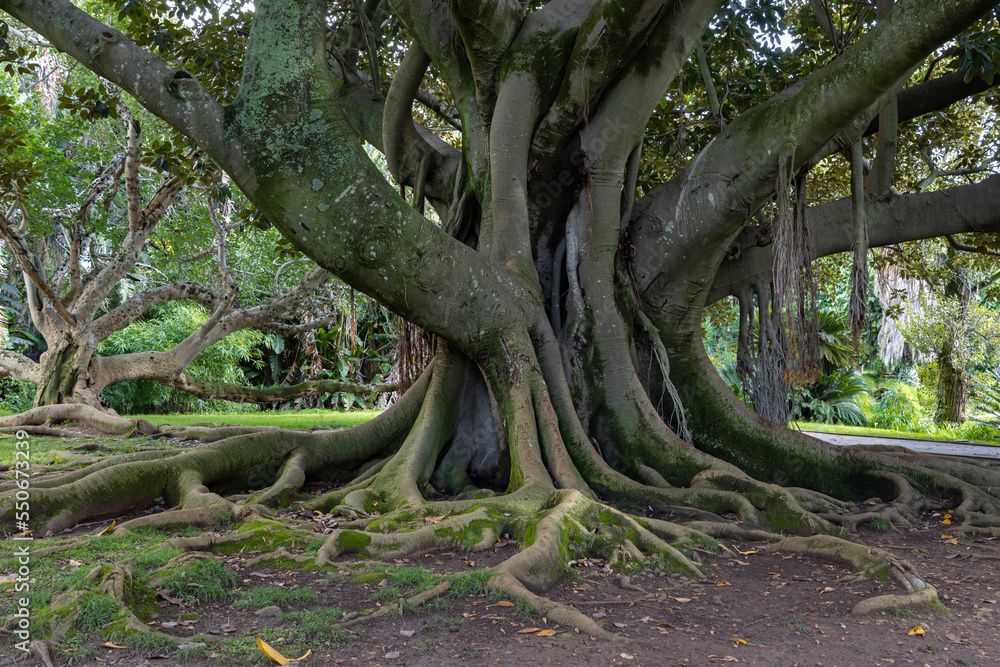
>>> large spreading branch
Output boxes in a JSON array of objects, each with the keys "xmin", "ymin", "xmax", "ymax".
[
  {"xmin": 709, "ymin": 175, "xmax": 1000, "ymax": 302},
  {"xmin": 629, "ymin": 0, "xmax": 998, "ymax": 335}
]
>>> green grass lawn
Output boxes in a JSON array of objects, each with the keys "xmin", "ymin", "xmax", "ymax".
[
  {"xmin": 0, "ymin": 409, "xmax": 382, "ymax": 466},
  {"xmin": 133, "ymin": 408, "xmax": 382, "ymax": 430},
  {"xmin": 794, "ymin": 421, "xmax": 1000, "ymax": 446}
]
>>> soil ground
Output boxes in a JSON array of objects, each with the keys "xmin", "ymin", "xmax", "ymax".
[
  {"xmin": 4, "ymin": 437, "xmax": 1000, "ymax": 667},
  {"xmin": 4, "ymin": 510, "xmax": 1000, "ymax": 667}
]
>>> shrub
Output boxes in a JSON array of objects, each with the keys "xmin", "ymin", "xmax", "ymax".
[{"xmin": 871, "ymin": 381, "xmax": 928, "ymax": 431}]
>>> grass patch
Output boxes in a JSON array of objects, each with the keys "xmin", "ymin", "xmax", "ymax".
[
  {"xmin": 795, "ymin": 421, "xmax": 1000, "ymax": 446},
  {"xmin": 76, "ymin": 593, "xmax": 119, "ymax": 634},
  {"xmin": 134, "ymin": 409, "xmax": 381, "ymax": 431},
  {"xmin": 220, "ymin": 608, "xmax": 349, "ymax": 665},
  {"xmin": 161, "ymin": 559, "xmax": 236, "ymax": 603},
  {"xmin": 233, "ymin": 586, "xmax": 320, "ymax": 611},
  {"xmin": 448, "ymin": 569, "xmax": 492, "ymax": 598}
]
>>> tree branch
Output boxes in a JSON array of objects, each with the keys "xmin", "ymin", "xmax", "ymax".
[
  {"xmin": 710, "ymin": 176, "xmax": 1000, "ymax": 302},
  {"xmin": 165, "ymin": 374, "xmax": 397, "ymax": 405},
  {"xmin": 946, "ymin": 234, "xmax": 1000, "ymax": 257},
  {"xmin": 0, "ymin": 349, "xmax": 40, "ymax": 383},
  {"xmin": 446, "ymin": 0, "xmax": 524, "ymax": 114},
  {"xmin": 0, "ymin": 210, "xmax": 76, "ymax": 328},
  {"xmin": 0, "ymin": 0, "xmax": 234, "ymax": 169},
  {"xmin": 91, "ymin": 282, "xmax": 222, "ymax": 341},
  {"xmin": 631, "ymin": 0, "xmax": 998, "ymax": 331}
]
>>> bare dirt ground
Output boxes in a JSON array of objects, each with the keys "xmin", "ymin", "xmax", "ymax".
[{"xmin": 5, "ymin": 510, "xmax": 1000, "ymax": 667}]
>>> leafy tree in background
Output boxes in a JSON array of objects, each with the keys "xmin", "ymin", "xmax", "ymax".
[
  {"xmin": 0, "ymin": 41, "xmax": 401, "ymax": 410},
  {"xmin": 2, "ymin": 0, "xmax": 1000, "ymax": 633}
]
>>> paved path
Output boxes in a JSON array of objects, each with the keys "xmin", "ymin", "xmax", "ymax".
[{"xmin": 803, "ymin": 431, "xmax": 1000, "ymax": 460}]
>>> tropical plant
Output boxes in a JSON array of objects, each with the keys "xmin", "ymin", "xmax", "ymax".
[{"xmin": 792, "ymin": 370, "xmax": 872, "ymax": 426}]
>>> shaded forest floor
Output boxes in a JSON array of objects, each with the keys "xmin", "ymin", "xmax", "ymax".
[{"xmin": 3, "ymin": 434, "xmax": 1000, "ymax": 666}]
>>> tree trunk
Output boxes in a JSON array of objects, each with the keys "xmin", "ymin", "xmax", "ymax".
[
  {"xmin": 34, "ymin": 338, "xmax": 98, "ymax": 408},
  {"xmin": 936, "ymin": 341, "xmax": 969, "ymax": 424},
  {"xmin": 6, "ymin": 0, "xmax": 1000, "ymax": 633}
]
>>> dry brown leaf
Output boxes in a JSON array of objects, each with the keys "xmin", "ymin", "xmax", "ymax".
[
  {"xmin": 399, "ymin": 630, "xmax": 415, "ymax": 637},
  {"xmin": 819, "ymin": 587, "xmax": 835, "ymax": 595},
  {"xmin": 384, "ymin": 651, "xmax": 400, "ymax": 660},
  {"xmin": 518, "ymin": 627, "xmax": 540, "ymax": 634},
  {"xmin": 104, "ymin": 643, "xmax": 126, "ymax": 649}
]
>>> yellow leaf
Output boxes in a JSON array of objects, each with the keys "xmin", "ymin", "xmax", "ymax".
[
  {"xmin": 536, "ymin": 629, "xmax": 557, "ymax": 637},
  {"xmin": 99, "ymin": 521, "xmax": 116, "ymax": 536},
  {"xmin": 257, "ymin": 637, "xmax": 290, "ymax": 665},
  {"xmin": 944, "ymin": 513, "xmax": 953, "ymax": 518},
  {"xmin": 943, "ymin": 519, "xmax": 952, "ymax": 525},
  {"xmin": 941, "ymin": 534, "xmax": 954, "ymax": 539},
  {"xmin": 908, "ymin": 626, "xmax": 925, "ymax": 636},
  {"xmin": 104, "ymin": 643, "xmax": 126, "ymax": 649},
  {"xmin": 729, "ymin": 638, "xmax": 747, "ymax": 644},
  {"xmin": 731, "ymin": 545, "xmax": 759, "ymax": 555},
  {"xmin": 950, "ymin": 540, "xmax": 958, "ymax": 545},
  {"xmin": 716, "ymin": 581, "xmax": 732, "ymax": 587},
  {"xmin": 294, "ymin": 650, "xmax": 311, "ymax": 661},
  {"xmin": 518, "ymin": 627, "xmax": 540, "ymax": 634},
  {"xmin": 496, "ymin": 600, "xmax": 515, "ymax": 607}
]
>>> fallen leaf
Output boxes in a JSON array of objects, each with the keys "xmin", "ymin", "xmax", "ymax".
[
  {"xmin": 99, "ymin": 521, "xmax": 116, "ymax": 536},
  {"xmin": 518, "ymin": 628, "xmax": 540, "ymax": 634},
  {"xmin": 731, "ymin": 546, "xmax": 759, "ymax": 555},
  {"xmin": 220, "ymin": 623, "xmax": 237, "ymax": 633},
  {"xmin": 943, "ymin": 519, "xmax": 952, "ymax": 525},
  {"xmin": 730, "ymin": 638, "xmax": 747, "ymax": 644},
  {"xmin": 537, "ymin": 629, "xmax": 557, "ymax": 637},
  {"xmin": 717, "ymin": 581, "xmax": 732, "ymax": 587},
  {"xmin": 68, "ymin": 559, "xmax": 83, "ymax": 567},
  {"xmin": 613, "ymin": 622, "xmax": 627, "ymax": 628},
  {"xmin": 949, "ymin": 539, "xmax": 958, "ymax": 545},
  {"xmin": 984, "ymin": 600, "xmax": 998, "ymax": 604},
  {"xmin": 819, "ymin": 587, "xmax": 835, "ymax": 595},
  {"xmin": 257, "ymin": 637, "xmax": 311, "ymax": 665},
  {"xmin": 156, "ymin": 590, "xmax": 183, "ymax": 605},
  {"xmin": 706, "ymin": 657, "xmax": 739, "ymax": 663},
  {"xmin": 104, "ymin": 643, "xmax": 126, "ymax": 649},
  {"xmin": 384, "ymin": 651, "xmax": 400, "ymax": 660},
  {"xmin": 495, "ymin": 601, "xmax": 515, "ymax": 607},
  {"xmin": 399, "ymin": 630, "xmax": 415, "ymax": 637},
  {"xmin": 941, "ymin": 534, "xmax": 954, "ymax": 539},
  {"xmin": 672, "ymin": 597, "xmax": 692, "ymax": 603},
  {"xmin": 161, "ymin": 621, "xmax": 179, "ymax": 628},
  {"xmin": 619, "ymin": 653, "xmax": 634, "ymax": 660},
  {"xmin": 908, "ymin": 626, "xmax": 925, "ymax": 636}
]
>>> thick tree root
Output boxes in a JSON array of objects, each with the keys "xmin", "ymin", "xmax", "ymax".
[{"xmin": 7, "ymin": 351, "xmax": 1000, "ymax": 640}]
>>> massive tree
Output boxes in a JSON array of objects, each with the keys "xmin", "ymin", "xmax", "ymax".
[{"xmin": 4, "ymin": 0, "xmax": 1000, "ymax": 635}]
